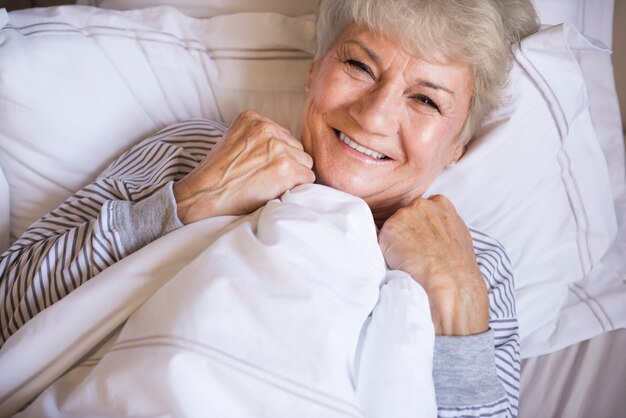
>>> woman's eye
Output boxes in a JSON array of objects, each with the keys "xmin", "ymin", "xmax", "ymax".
[
  {"xmin": 412, "ymin": 94, "xmax": 440, "ymax": 113},
  {"xmin": 345, "ymin": 59, "xmax": 375, "ymax": 79}
]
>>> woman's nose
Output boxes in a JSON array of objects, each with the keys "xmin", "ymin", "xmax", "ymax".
[{"xmin": 348, "ymin": 84, "xmax": 401, "ymax": 137}]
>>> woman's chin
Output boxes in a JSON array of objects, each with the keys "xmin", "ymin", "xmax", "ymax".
[{"xmin": 314, "ymin": 168, "xmax": 368, "ymax": 198}]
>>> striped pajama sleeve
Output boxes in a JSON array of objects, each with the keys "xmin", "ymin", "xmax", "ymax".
[
  {"xmin": 434, "ymin": 228, "xmax": 520, "ymax": 418},
  {"xmin": 0, "ymin": 119, "xmax": 226, "ymax": 347}
]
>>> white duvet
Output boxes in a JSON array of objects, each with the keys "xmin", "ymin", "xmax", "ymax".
[{"xmin": 0, "ymin": 185, "xmax": 436, "ymax": 418}]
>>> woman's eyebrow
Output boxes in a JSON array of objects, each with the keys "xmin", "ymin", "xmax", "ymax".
[
  {"xmin": 345, "ymin": 39, "xmax": 455, "ymax": 97},
  {"xmin": 345, "ymin": 39, "xmax": 382, "ymax": 67},
  {"xmin": 415, "ymin": 79, "xmax": 455, "ymax": 97}
]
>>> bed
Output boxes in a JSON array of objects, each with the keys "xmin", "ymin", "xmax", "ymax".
[{"xmin": 0, "ymin": 0, "xmax": 624, "ymax": 417}]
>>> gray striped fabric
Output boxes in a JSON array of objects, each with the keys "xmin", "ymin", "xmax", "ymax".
[{"xmin": 0, "ymin": 119, "xmax": 519, "ymax": 417}]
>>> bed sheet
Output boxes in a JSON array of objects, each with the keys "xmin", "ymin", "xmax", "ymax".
[
  {"xmin": 0, "ymin": 184, "xmax": 437, "ymax": 418},
  {"xmin": 519, "ymin": 328, "xmax": 626, "ymax": 417}
]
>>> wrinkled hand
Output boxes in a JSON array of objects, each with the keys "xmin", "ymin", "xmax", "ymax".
[
  {"xmin": 173, "ymin": 110, "xmax": 315, "ymax": 224},
  {"xmin": 378, "ymin": 195, "xmax": 489, "ymax": 336}
]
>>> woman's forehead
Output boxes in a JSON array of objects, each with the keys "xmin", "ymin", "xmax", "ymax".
[
  {"xmin": 332, "ymin": 22, "xmax": 459, "ymax": 66},
  {"xmin": 328, "ymin": 24, "xmax": 472, "ymax": 90}
]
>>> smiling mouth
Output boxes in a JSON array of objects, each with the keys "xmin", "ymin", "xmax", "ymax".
[{"xmin": 337, "ymin": 131, "xmax": 388, "ymax": 160}]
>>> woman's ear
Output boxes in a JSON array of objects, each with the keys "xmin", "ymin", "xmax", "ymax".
[
  {"xmin": 306, "ymin": 60, "xmax": 320, "ymax": 91},
  {"xmin": 448, "ymin": 144, "xmax": 466, "ymax": 167}
]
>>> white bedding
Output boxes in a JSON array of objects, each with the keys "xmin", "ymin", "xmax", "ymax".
[{"xmin": 1, "ymin": 185, "xmax": 436, "ymax": 418}]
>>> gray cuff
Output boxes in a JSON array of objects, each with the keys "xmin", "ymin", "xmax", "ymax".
[
  {"xmin": 112, "ymin": 181, "xmax": 184, "ymax": 255},
  {"xmin": 433, "ymin": 330, "xmax": 505, "ymax": 407}
]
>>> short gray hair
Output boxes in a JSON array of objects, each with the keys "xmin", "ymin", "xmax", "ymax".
[{"xmin": 315, "ymin": 0, "xmax": 539, "ymax": 144}]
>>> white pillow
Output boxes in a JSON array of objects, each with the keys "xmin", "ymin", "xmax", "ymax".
[
  {"xmin": 533, "ymin": 0, "xmax": 615, "ymax": 48},
  {"xmin": 0, "ymin": 6, "xmax": 618, "ymax": 353},
  {"xmin": 76, "ymin": 0, "xmax": 319, "ymax": 17},
  {"xmin": 532, "ymin": 0, "xmax": 623, "ymax": 193}
]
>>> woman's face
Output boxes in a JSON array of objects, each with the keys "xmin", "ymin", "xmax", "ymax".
[{"xmin": 300, "ymin": 24, "xmax": 473, "ymax": 223}]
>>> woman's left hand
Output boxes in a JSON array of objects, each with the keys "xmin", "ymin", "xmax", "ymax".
[{"xmin": 378, "ymin": 195, "xmax": 489, "ymax": 336}]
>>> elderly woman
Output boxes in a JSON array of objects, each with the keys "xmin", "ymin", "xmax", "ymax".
[{"xmin": 0, "ymin": 0, "xmax": 538, "ymax": 416}]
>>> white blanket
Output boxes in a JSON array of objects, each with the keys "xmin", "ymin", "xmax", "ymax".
[{"xmin": 0, "ymin": 184, "xmax": 436, "ymax": 418}]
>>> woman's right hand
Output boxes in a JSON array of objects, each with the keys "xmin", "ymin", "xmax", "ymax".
[
  {"xmin": 173, "ymin": 110, "xmax": 315, "ymax": 224},
  {"xmin": 378, "ymin": 195, "xmax": 489, "ymax": 336}
]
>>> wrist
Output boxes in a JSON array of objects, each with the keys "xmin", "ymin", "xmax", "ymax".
[
  {"xmin": 173, "ymin": 178, "xmax": 219, "ymax": 225},
  {"xmin": 424, "ymin": 271, "xmax": 489, "ymax": 336},
  {"xmin": 172, "ymin": 180, "xmax": 191, "ymax": 224}
]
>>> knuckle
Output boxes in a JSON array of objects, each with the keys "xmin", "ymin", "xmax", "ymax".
[
  {"xmin": 239, "ymin": 110, "xmax": 273, "ymax": 133},
  {"xmin": 274, "ymin": 156, "xmax": 293, "ymax": 176},
  {"xmin": 394, "ymin": 205, "xmax": 416, "ymax": 221},
  {"xmin": 241, "ymin": 109, "xmax": 259, "ymax": 119},
  {"xmin": 234, "ymin": 109, "xmax": 256, "ymax": 126},
  {"xmin": 290, "ymin": 138, "xmax": 304, "ymax": 150},
  {"xmin": 429, "ymin": 194, "xmax": 451, "ymax": 206},
  {"xmin": 258, "ymin": 121, "xmax": 278, "ymax": 137},
  {"xmin": 267, "ymin": 135, "xmax": 286, "ymax": 152},
  {"xmin": 249, "ymin": 118, "xmax": 265, "ymax": 130},
  {"xmin": 407, "ymin": 196, "xmax": 427, "ymax": 209}
]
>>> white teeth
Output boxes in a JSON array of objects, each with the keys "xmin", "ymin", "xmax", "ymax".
[{"xmin": 338, "ymin": 132, "xmax": 386, "ymax": 159}]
